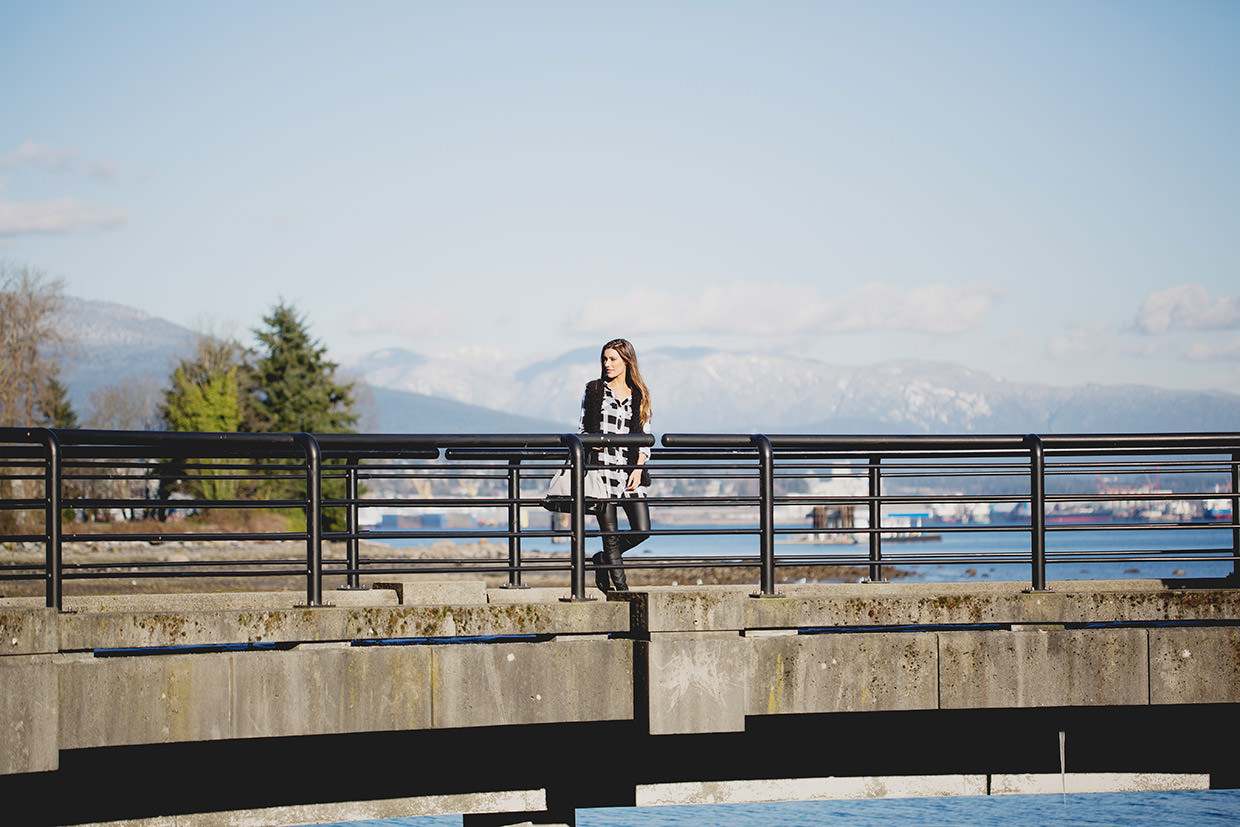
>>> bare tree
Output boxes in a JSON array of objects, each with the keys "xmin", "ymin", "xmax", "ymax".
[
  {"xmin": 0, "ymin": 261, "xmax": 73, "ymax": 426},
  {"xmin": 0, "ymin": 262, "xmax": 74, "ymax": 533},
  {"xmin": 81, "ymin": 377, "xmax": 163, "ymax": 520},
  {"xmin": 85, "ymin": 375, "xmax": 163, "ymax": 430}
]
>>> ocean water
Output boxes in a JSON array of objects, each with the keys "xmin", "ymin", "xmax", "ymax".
[
  {"xmin": 389, "ymin": 523, "xmax": 1238, "ymax": 584},
  {"xmin": 319, "ymin": 789, "xmax": 1240, "ymax": 826}
]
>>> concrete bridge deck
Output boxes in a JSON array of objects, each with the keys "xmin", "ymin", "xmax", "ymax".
[{"xmin": 3, "ymin": 579, "xmax": 1238, "ymax": 826}]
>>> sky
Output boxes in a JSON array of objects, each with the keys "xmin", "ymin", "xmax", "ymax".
[{"xmin": 2, "ymin": 1, "xmax": 1239, "ymax": 395}]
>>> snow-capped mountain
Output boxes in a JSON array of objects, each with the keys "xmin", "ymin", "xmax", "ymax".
[
  {"xmin": 59, "ymin": 296, "xmax": 199, "ymax": 401},
  {"xmin": 54, "ymin": 297, "xmax": 1240, "ymax": 435},
  {"xmin": 345, "ymin": 346, "xmax": 1240, "ymax": 435}
]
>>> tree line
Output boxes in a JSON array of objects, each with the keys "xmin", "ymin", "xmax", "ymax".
[{"xmin": 1, "ymin": 260, "xmax": 360, "ymax": 528}]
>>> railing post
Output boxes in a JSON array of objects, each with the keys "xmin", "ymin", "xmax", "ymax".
[
  {"xmin": 1231, "ymin": 451, "xmax": 1239, "ymax": 581},
  {"xmin": 1027, "ymin": 434, "xmax": 1048, "ymax": 591},
  {"xmin": 867, "ymin": 455, "xmax": 885, "ymax": 583},
  {"xmin": 341, "ymin": 456, "xmax": 362, "ymax": 590},
  {"xmin": 296, "ymin": 433, "xmax": 326, "ymax": 606},
  {"xmin": 40, "ymin": 429, "xmax": 62, "ymax": 611},
  {"xmin": 503, "ymin": 458, "xmax": 528, "ymax": 589},
  {"xmin": 752, "ymin": 434, "xmax": 779, "ymax": 598},
  {"xmin": 561, "ymin": 434, "xmax": 592, "ymax": 601}
]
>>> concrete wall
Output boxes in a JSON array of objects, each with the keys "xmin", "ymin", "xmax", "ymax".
[
  {"xmin": 2, "ymin": 579, "xmax": 1238, "ymax": 825},
  {"xmin": 617, "ymin": 581, "xmax": 1240, "ymax": 733},
  {"xmin": 2, "ymin": 585, "xmax": 633, "ymax": 771},
  {"xmin": 56, "ymin": 637, "xmax": 633, "ymax": 749}
]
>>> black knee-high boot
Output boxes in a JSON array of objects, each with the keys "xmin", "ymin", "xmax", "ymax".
[
  {"xmin": 603, "ymin": 534, "xmax": 628, "ymax": 591},
  {"xmin": 591, "ymin": 551, "xmax": 610, "ymax": 593},
  {"xmin": 596, "ymin": 503, "xmax": 629, "ymax": 592}
]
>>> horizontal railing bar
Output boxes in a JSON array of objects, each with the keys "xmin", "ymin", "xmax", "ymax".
[
  {"xmin": 61, "ymin": 532, "xmax": 309, "ymax": 543},
  {"xmin": 662, "ymin": 434, "xmax": 1033, "ymax": 450},
  {"xmin": 662, "ymin": 432, "xmax": 1240, "ymax": 452},
  {"xmin": 443, "ymin": 449, "xmax": 570, "ymax": 461},
  {"xmin": 1044, "ymin": 521, "xmax": 1227, "ymax": 531},
  {"xmin": 1045, "ymin": 492, "xmax": 1228, "ymax": 502},
  {"xmin": 319, "ymin": 450, "xmax": 442, "ymax": 460},
  {"xmin": 61, "ymin": 558, "xmax": 311, "ymax": 570},
  {"xmin": 64, "ymin": 499, "xmax": 306, "ymax": 510},
  {"xmin": 60, "ymin": 569, "xmax": 307, "ymax": 580},
  {"xmin": 1039, "ymin": 433, "xmax": 1240, "ymax": 450},
  {"xmin": 1048, "ymin": 459, "xmax": 1235, "ymax": 469},
  {"xmin": 48, "ymin": 430, "xmax": 307, "ymax": 446}
]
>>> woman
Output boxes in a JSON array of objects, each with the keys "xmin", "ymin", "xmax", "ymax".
[{"xmin": 580, "ymin": 338, "xmax": 652, "ymax": 593}]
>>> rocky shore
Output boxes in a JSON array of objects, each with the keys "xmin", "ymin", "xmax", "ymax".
[{"xmin": 0, "ymin": 537, "xmax": 894, "ymax": 598}]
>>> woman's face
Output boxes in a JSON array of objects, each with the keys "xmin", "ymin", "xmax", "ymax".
[{"xmin": 602, "ymin": 348, "xmax": 627, "ymax": 382}]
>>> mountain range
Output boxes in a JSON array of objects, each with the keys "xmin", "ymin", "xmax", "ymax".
[{"xmin": 59, "ymin": 296, "xmax": 1240, "ymax": 435}]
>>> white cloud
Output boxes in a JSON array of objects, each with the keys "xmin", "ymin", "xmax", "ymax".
[
  {"xmin": 1120, "ymin": 339, "xmax": 1164, "ymax": 359},
  {"xmin": 1046, "ymin": 320, "xmax": 1114, "ymax": 360},
  {"xmin": 0, "ymin": 142, "xmax": 130, "ymax": 236},
  {"xmin": 0, "ymin": 196, "xmax": 129, "ymax": 236},
  {"xmin": 88, "ymin": 157, "xmax": 122, "ymax": 180},
  {"xmin": 859, "ymin": 282, "xmax": 1002, "ymax": 335},
  {"xmin": 0, "ymin": 141, "xmax": 81, "ymax": 171},
  {"xmin": 346, "ymin": 301, "xmax": 464, "ymax": 340},
  {"xmin": 564, "ymin": 281, "xmax": 1002, "ymax": 339},
  {"xmin": 1187, "ymin": 336, "xmax": 1240, "ymax": 361},
  {"xmin": 1136, "ymin": 284, "xmax": 1240, "ymax": 334},
  {"xmin": 1, "ymin": 141, "xmax": 125, "ymax": 180}
]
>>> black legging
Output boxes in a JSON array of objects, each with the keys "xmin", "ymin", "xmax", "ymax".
[{"xmin": 595, "ymin": 498, "xmax": 650, "ymax": 553}]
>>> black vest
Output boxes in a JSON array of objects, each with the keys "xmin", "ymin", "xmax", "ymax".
[{"xmin": 583, "ymin": 379, "xmax": 649, "ymax": 484}]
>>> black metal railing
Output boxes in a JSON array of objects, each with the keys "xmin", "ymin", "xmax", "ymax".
[{"xmin": 2, "ymin": 428, "xmax": 1237, "ymax": 609}]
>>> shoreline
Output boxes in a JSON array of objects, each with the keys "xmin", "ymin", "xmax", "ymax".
[{"xmin": 0, "ymin": 538, "xmax": 897, "ymax": 597}]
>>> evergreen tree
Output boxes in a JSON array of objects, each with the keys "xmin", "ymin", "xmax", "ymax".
[
  {"xmin": 245, "ymin": 302, "xmax": 358, "ymax": 530},
  {"xmin": 39, "ymin": 376, "xmax": 79, "ymax": 428},
  {"xmin": 245, "ymin": 302, "xmax": 358, "ymax": 435}
]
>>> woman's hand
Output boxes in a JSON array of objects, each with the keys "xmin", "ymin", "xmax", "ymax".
[{"xmin": 626, "ymin": 469, "xmax": 644, "ymax": 490}]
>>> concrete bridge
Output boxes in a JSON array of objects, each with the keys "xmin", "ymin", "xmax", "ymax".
[{"xmin": 3, "ymin": 579, "xmax": 1239, "ymax": 826}]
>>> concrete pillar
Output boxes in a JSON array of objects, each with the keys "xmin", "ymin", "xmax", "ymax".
[
  {"xmin": 0, "ymin": 605, "xmax": 59, "ymax": 774},
  {"xmin": 0, "ymin": 654, "xmax": 57, "ymax": 773}
]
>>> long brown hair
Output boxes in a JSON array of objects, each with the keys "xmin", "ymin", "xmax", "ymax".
[{"xmin": 599, "ymin": 338, "xmax": 651, "ymax": 427}]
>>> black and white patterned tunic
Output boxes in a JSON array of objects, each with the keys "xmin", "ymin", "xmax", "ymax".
[{"xmin": 579, "ymin": 382, "xmax": 651, "ymax": 500}]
